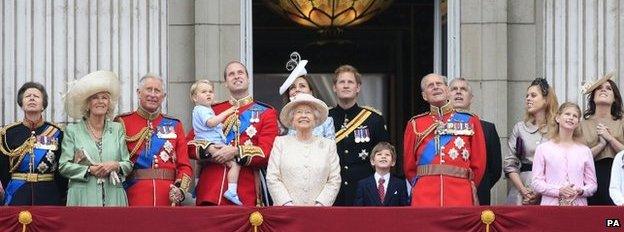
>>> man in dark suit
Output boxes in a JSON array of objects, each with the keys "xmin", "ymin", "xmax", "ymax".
[
  {"xmin": 329, "ymin": 65, "xmax": 390, "ymax": 206},
  {"xmin": 449, "ymin": 78, "xmax": 502, "ymax": 205},
  {"xmin": 354, "ymin": 142, "xmax": 409, "ymax": 206}
]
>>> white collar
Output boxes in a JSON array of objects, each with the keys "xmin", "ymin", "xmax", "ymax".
[{"xmin": 374, "ymin": 172, "xmax": 390, "ymax": 184}]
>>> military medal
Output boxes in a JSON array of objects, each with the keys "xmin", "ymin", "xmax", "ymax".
[
  {"xmin": 46, "ymin": 150, "xmax": 55, "ymax": 162},
  {"xmin": 159, "ymin": 150, "xmax": 170, "ymax": 162},
  {"xmin": 448, "ymin": 148, "xmax": 459, "ymax": 160},
  {"xmin": 163, "ymin": 141, "xmax": 174, "ymax": 153},
  {"xmin": 37, "ymin": 162, "xmax": 48, "ymax": 173},
  {"xmin": 462, "ymin": 149, "xmax": 470, "ymax": 161},
  {"xmin": 358, "ymin": 149, "xmax": 369, "ymax": 160},
  {"xmin": 363, "ymin": 127, "xmax": 370, "ymax": 142},
  {"xmin": 342, "ymin": 117, "xmax": 349, "ymax": 130},
  {"xmin": 454, "ymin": 137, "xmax": 465, "ymax": 149},
  {"xmin": 354, "ymin": 127, "xmax": 361, "ymax": 143},
  {"xmin": 250, "ymin": 110, "xmax": 260, "ymax": 123},
  {"xmin": 35, "ymin": 135, "xmax": 57, "ymax": 151},
  {"xmin": 157, "ymin": 124, "xmax": 178, "ymax": 139},
  {"xmin": 246, "ymin": 125, "xmax": 257, "ymax": 138}
]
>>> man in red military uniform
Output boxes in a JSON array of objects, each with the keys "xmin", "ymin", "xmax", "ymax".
[
  {"xmin": 188, "ymin": 61, "xmax": 278, "ymax": 206},
  {"xmin": 115, "ymin": 74, "xmax": 193, "ymax": 206},
  {"xmin": 403, "ymin": 74, "xmax": 486, "ymax": 206}
]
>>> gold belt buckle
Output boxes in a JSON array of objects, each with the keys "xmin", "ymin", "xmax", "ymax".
[{"xmin": 26, "ymin": 173, "xmax": 38, "ymax": 182}]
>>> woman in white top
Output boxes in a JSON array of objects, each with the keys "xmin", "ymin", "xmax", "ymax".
[
  {"xmin": 266, "ymin": 93, "xmax": 341, "ymax": 206},
  {"xmin": 610, "ymin": 152, "xmax": 624, "ymax": 205}
]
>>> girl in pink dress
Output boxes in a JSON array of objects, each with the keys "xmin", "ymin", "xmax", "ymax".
[{"xmin": 532, "ymin": 102, "xmax": 598, "ymax": 205}]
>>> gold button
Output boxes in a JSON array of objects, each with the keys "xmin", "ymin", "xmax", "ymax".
[
  {"xmin": 154, "ymin": 164, "xmax": 159, "ymax": 168},
  {"xmin": 154, "ymin": 159, "xmax": 159, "ymax": 163},
  {"xmin": 345, "ymin": 150, "xmax": 349, "ymax": 154},
  {"xmin": 344, "ymin": 166, "xmax": 349, "ymax": 170},
  {"xmin": 344, "ymin": 181, "xmax": 348, "ymax": 185}
]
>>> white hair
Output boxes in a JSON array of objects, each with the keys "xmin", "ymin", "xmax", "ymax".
[{"xmin": 138, "ymin": 73, "xmax": 165, "ymax": 90}]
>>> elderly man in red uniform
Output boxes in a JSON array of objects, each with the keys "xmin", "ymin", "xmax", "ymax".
[
  {"xmin": 115, "ymin": 74, "xmax": 193, "ymax": 206},
  {"xmin": 188, "ymin": 61, "xmax": 278, "ymax": 206},
  {"xmin": 403, "ymin": 74, "xmax": 486, "ymax": 206}
]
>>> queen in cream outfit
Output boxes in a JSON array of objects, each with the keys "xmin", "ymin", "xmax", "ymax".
[{"xmin": 266, "ymin": 93, "xmax": 341, "ymax": 206}]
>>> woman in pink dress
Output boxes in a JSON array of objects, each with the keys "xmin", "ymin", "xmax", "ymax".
[{"xmin": 532, "ymin": 102, "xmax": 598, "ymax": 205}]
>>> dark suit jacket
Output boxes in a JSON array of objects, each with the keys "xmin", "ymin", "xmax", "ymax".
[
  {"xmin": 477, "ymin": 120, "xmax": 502, "ymax": 205},
  {"xmin": 353, "ymin": 175, "xmax": 409, "ymax": 206}
]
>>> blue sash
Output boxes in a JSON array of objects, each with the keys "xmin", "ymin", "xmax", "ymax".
[
  {"xmin": 410, "ymin": 113, "xmax": 470, "ymax": 186},
  {"xmin": 4, "ymin": 126, "xmax": 60, "ymax": 205},
  {"xmin": 224, "ymin": 103, "xmax": 268, "ymax": 144},
  {"xmin": 124, "ymin": 118, "xmax": 177, "ymax": 189}
]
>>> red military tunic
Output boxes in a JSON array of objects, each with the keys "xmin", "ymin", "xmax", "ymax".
[
  {"xmin": 403, "ymin": 102, "xmax": 486, "ymax": 206},
  {"xmin": 115, "ymin": 108, "xmax": 193, "ymax": 206},
  {"xmin": 188, "ymin": 96, "xmax": 278, "ymax": 206}
]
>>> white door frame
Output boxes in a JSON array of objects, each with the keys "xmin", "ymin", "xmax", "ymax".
[
  {"xmin": 241, "ymin": 0, "xmax": 254, "ymax": 95},
  {"xmin": 434, "ymin": 0, "xmax": 461, "ymax": 78}
]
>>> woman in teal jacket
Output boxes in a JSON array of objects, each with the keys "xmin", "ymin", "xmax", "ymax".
[{"xmin": 59, "ymin": 70, "xmax": 133, "ymax": 206}]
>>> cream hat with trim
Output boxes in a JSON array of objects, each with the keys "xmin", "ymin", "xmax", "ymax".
[
  {"xmin": 581, "ymin": 72, "xmax": 615, "ymax": 95},
  {"xmin": 64, "ymin": 70, "xmax": 120, "ymax": 119},
  {"xmin": 279, "ymin": 93, "xmax": 328, "ymax": 130}
]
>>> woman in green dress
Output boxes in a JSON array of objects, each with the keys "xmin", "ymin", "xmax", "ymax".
[{"xmin": 59, "ymin": 70, "xmax": 133, "ymax": 206}]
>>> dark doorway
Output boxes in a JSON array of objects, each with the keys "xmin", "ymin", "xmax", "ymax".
[{"xmin": 252, "ymin": 0, "xmax": 434, "ymax": 172}]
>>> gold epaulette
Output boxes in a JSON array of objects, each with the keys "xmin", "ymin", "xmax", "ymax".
[
  {"xmin": 409, "ymin": 112, "xmax": 429, "ymax": 121},
  {"xmin": 362, "ymin": 106, "xmax": 382, "ymax": 116},
  {"xmin": 0, "ymin": 121, "xmax": 22, "ymax": 136},
  {"xmin": 114, "ymin": 111, "xmax": 134, "ymax": 121}
]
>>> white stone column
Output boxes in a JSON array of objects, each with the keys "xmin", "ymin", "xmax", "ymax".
[
  {"xmin": 460, "ymin": 0, "xmax": 509, "ymax": 205},
  {"xmin": 168, "ymin": 0, "xmax": 195, "ymax": 129},
  {"xmin": 542, "ymin": 0, "xmax": 623, "ymax": 105},
  {"xmin": 194, "ymin": 0, "xmax": 241, "ymax": 101},
  {"xmin": 1, "ymin": 0, "xmax": 167, "ymax": 124}
]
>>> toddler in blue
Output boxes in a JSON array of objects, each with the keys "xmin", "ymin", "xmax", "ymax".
[{"xmin": 191, "ymin": 80, "xmax": 241, "ymax": 205}]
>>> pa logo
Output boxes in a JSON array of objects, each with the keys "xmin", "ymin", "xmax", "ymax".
[{"xmin": 606, "ymin": 218, "xmax": 621, "ymax": 228}]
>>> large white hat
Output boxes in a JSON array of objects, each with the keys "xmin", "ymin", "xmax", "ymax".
[
  {"xmin": 280, "ymin": 93, "xmax": 328, "ymax": 130},
  {"xmin": 279, "ymin": 52, "xmax": 308, "ymax": 95},
  {"xmin": 64, "ymin": 70, "xmax": 120, "ymax": 119}
]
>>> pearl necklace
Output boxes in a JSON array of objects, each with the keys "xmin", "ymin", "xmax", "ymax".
[{"xmin": 86, "ymin": 120, "xmax": 104, "ymax": 141}]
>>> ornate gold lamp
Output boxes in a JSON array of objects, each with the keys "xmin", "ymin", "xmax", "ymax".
[{"xmin": 264, "ymin": 0, "xmax": 393, "ymax": 33}]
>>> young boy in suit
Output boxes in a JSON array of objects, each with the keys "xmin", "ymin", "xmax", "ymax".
[{"xmin": 354, "ymin": 142, "xmax": 409, "ymax": 206}]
